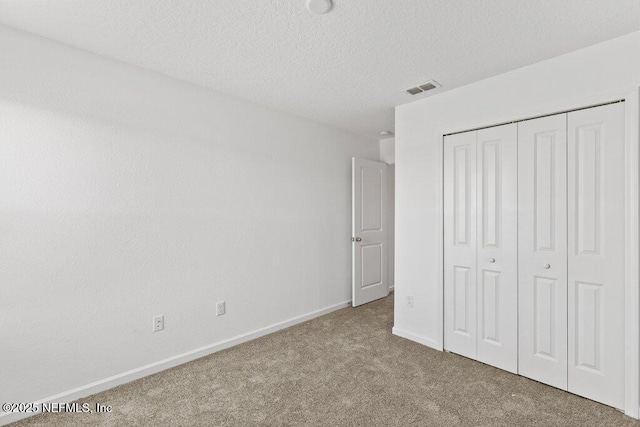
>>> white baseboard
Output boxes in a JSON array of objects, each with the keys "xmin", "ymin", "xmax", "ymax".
[
  {"xmin": 389, "ymin": 286, "xmax": 394, "ymax": 291},
  {"xmin": 392, "ymin": 327, "xmax": 441, "ymax": 350},
  {"xmin": 0, "ymin": 300, "xmax": 351, "ymax": 426}
]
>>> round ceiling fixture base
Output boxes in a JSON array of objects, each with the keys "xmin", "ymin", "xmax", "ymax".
[{"xmin": 306, "ymin": 0, "xmax": 333, "ymax": 15}]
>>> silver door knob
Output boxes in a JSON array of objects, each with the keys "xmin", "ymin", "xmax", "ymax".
[
  {"xmin": 489, "ymin": 258, "xmax": 495, "ymax": 263},
  {"xmin": 543, "ymin": 263, "xmax": 551, "ymax": 269},
  {"xmin": 352, "ymin": 237, "xmax": 362, "ymax": 242}
]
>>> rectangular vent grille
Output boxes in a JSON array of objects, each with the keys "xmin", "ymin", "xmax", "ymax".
[{"xmin": 406, "ymin": 79, "xmax": 441, "ymax": 95}]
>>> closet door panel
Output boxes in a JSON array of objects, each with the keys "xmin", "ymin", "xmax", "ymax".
[
  {"xmin": 444, "ymin": 131, "xmax": 478, "ymax": 359},
  {"xmin": 567, "ymin": 103, "xmax": 625, "ymax": 409},
  {"xmin": 518, "ymin": 114, "xmax": 568, "ymax": 389},
  {"xmin": 476, "ymin": 123, "xmax": 518, "ymax": 373}
]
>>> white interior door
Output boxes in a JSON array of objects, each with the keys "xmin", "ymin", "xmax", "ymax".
[
  {"xmin": 476, "ymin": 124, "xmax": 518, "ymax": 373},
  {"xmin": 518, "ymin": 114, "xmax": 568, "ymax": 389},
  {"xmin": 352, "ymin": 158, "xmax": 388, "ymax": 307},
  {"xmin": 444, "ymin": 131, "xmax": 478, "ymax": 359},
  {"xmin": 567, "ymin": 103, "xmax": 626, "ymax": 409}
]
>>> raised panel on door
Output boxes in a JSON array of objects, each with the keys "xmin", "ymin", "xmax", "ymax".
[
  {"xmin": 567, "ymin": 103, "xmax": 625, "ymax": 409},
  {"xmin": 444, "ymin": 131, "xmax": 477, "ymax": 359},
  {"xmin": 517, "ymin": 114, "xmax": 568, "ymax": 389},
  {"xmin": 476, "ymin": 123, "xmax": 518, "ymax": 374}
]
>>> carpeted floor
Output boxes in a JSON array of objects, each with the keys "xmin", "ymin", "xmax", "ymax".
[{"xmin": 12, "ymin": 294, "xmax": 640, "ymax": 426}]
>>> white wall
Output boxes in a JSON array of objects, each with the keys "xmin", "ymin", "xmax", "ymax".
[
  {"xmin": 394, "ymin": 31, "xmax": 640, "ymax": 349},
  {"xmin": 379, "ymin": 137, "xmax": 395, "ymax": 164},
  {"xmin": 0, "ymin": 25, "xmax": 377, "ymax": 417},
  {"xmin": 387, "ymin": 164, "xmax": 395, "ymax": 290},
  {"xmin": 379, "ymin": 137, "xmax": 395, "ymax": 290}
]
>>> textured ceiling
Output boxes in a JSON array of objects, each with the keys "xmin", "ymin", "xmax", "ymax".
[{"xmin": 0, "ymin": 1, "xmax": 639, "ymax": 139}]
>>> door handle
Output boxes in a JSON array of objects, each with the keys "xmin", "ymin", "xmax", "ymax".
[
  {"xmin": 543, "ymin": 263, "xmax": 551, "ymax": 269},
  {"xmin": 352, "ymin": 237, "xmax": 362, "ymax": 242},
  {"xmin": 489, "ymin": 258, "xmax": 495, "ymax": 263}
]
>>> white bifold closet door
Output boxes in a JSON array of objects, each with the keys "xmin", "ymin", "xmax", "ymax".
[
  {"xmin": 445, "ymin": 102, "xmax": 626, "ymax": 410},
  {"xmin": 444, "ymin": 130, "xmax": 477, "ymax": 360},
  {"xmin": 518, "ymin": 113, "xmax": 568, "ymax": 390},
  {"xmin": 476, "ymin": 125, "xmax": 518, "ymax": 373},
  {"xmin": 444, "ymin": 124, "xmax": 518, "ymax": 373},
  {"xmin": 517, "ymin": 103, "xmax": 625, "ymax": 409},
  {"xmin": 567, "ymin": 103, "xmax": 625, "ymax": 409}
]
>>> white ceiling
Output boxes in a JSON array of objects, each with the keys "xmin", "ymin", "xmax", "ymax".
[{"xmin": 1, "ymin": 1, "xmax": 639, "ymax": 139}]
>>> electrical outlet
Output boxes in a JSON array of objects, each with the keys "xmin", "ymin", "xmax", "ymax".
[
  {"xmin": 153, "ymin": 315, "xmax": 164, "ymax": 332},
  {"xmin": 216, "ymin": 301, "xmax": 226, "ymax": 316},
  {"xmin": 406, "ymin": 295, "xmax": 414, "ymax": 308}
]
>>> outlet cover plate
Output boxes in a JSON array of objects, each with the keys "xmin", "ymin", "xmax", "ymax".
[
  {"xmin": 153, "ymin": 315, "xmax": 164, "ymax": 332},
  {"xmin": 216, "ymin": 301, "xmax": 226, "ymax": 316},
  {"xmin": 406, "ymin": 296, "xmax": 414, "ymax": 308}
]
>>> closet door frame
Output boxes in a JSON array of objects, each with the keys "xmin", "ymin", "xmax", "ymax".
[{"xmin": 437, "ymin": 88, "xmax": 639, "ymax": 418}]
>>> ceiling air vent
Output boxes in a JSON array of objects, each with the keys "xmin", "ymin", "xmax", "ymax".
[{"xmin": 406, "ymin": 79, "xmax": 441, "ymax": 95}]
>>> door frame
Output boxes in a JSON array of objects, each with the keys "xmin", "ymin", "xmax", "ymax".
[{"xmin": 437, "ymin": 88, "xmax": 640, "ymax": 418}]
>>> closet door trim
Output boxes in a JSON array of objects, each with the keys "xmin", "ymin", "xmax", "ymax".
[{"xmin": 623, "ymin": 90, "xmax": 639, "ymax": 418}]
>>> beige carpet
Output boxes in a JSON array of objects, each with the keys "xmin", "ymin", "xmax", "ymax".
[{"xmin": 12, "ymin": 294, "xmax": 640, "ymax": 426}]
